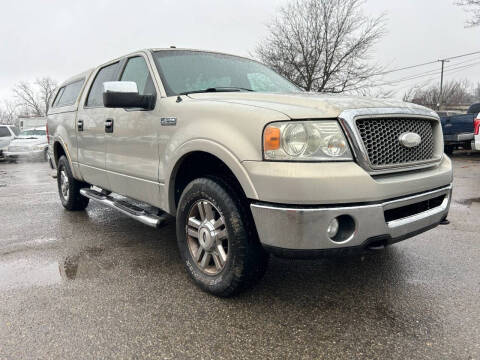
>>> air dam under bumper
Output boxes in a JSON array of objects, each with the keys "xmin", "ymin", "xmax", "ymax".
[{"xmin": 250, "ymin": 185, "xmax": 452, "ymax": 256}]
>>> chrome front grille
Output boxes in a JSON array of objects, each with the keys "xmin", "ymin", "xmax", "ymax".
[{"xmin": 355, "ymin": 118, "xmax": 435, "ymax": 167}]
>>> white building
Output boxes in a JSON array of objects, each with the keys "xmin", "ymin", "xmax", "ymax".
[{"xmin": 18, "ymin": 116, "xmax": 47, "ymax": 130}]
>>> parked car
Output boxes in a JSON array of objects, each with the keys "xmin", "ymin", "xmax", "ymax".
[
  {"xmin": 47, "ymin": 48, "xmax": 453, "ymax": 297},
  {"xmin": 4, "ymin": 126, "xmax": 48, "ymax": 162},
  {"xmin": 439, "ymin": 103, "xmax": 480, "ymax": 154},
  {"xmin": 0, "ymin": 124, "xmax": 20, "ymax": 160}
]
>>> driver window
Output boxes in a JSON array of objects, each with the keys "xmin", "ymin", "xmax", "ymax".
[{"xmin": 120, "ymin": 57, "xmax": 156, "ymax": 96}]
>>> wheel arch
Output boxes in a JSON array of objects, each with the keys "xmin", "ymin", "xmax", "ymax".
[
  {"xmin": 166, "ymin": 140, "xmax": 258, "ymax": 214},
  {"xmin": 52, "ymin": 137, "xmax": 78, "ymax": 178}
]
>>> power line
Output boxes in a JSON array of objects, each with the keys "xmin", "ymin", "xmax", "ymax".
[
  {"xmin": 372, "ymin": 50, "xmax": 480, "ymax": 77},
  {"xmin": 374, "ymin": 59, "xmax": 480, "ymax": 87}
]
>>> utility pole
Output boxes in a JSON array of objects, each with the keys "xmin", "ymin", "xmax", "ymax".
[{"xmin": 438, "ymin": 59, "xmax": 449, "ymax": 110}]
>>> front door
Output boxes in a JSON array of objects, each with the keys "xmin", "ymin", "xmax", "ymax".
[
  {"xmin": 77, "ymin": 61, "xmax": 120, "ymax": 190},
  {"xmin": 105, "ymin": 55, "xmax": 162, "ymax": 206}
]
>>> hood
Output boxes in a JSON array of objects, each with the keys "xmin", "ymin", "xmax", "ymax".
[
  {"xmin": 188, "ymin": 92, "xmax": 434, "ymax": 119},
  {"xmin": 10, "ymin": 136, "xmax": 47, "ymax": 147}
]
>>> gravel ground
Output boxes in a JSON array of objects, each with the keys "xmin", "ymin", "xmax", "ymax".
[{"xmin": 0, "ymin": 153, "xmax": 479, "ymax": 359}]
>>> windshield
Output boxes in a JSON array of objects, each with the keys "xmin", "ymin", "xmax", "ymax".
[
  {"xmin": 18, "ymin": 129, "xmax": 46, "ymax": 137},
  {"xmin": 152, "ymin": 50, "xmax": 301, "ymax": 96}
]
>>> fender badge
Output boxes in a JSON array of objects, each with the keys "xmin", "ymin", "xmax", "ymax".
[{"xmin": 161, "ymin": 117, "xmax": 177, "ymax": 126}]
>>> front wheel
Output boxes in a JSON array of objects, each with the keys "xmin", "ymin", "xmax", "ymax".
[
  {"xmin": 57, "ymin": 155, "xmax": 90, "ymax": 211},
  {"xmin": 176, "ymin": 177, "xmax": 269, "ymax": 297}
]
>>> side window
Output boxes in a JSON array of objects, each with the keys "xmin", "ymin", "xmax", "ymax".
[
  {"xmin": 11, "ymin": 127, "xmax": 20, "ymax": 136},
  {"xmin": 86, "ymin": 62, "xmax": 120, "ymax": 107},
  {"xmin": 120, "ymin": 57, "xmax": 156, "ymax": 96},
  {"xmin": 0, "ymin": 127, "xmax": 10, "ymax": 137},
  {"xmin": 55, "ymin": 80, "xmax": 84, "ymax": 107},
  {"xmin": 52, "ymin": 87, "xmax": 65, "ymax": 108}
]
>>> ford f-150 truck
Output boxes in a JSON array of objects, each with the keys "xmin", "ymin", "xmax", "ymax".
[{"xmin": 47, "ymin": 49, "xmax": 453, "ymax": 296}]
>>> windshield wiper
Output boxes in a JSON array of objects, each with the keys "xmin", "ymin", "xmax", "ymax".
[{"xmin": 179, "ymin": 87, "xmax": 254, "ymax": 96}]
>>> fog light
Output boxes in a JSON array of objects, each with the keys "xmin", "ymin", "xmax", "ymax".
[{"xmin": 327, "ymin": 218, "xmax": 339, "ymax": 238}]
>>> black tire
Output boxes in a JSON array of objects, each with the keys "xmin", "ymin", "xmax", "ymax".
[
  {"xmin": 176, "ymin": 177, "xmax": 269, "ymax": 297},
  {"xmin": 444, "ymin": 145, "xmax": 454, "ymax": 155},
  {"xmin": 57, "ymin": 155, "xmax": 90, "ymax": 211}
]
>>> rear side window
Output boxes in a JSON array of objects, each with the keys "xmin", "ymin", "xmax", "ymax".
[
  {"xmin": 53, "ymin": 79, "xmax": 84, "ymax": 107},
  {"xmin": 53, "ymin": 79, "xmax": 84, "ymax": 108},
  {"xmin": 52, "ymin": 87, "xmax": 65, "ymax": 107},
  {"xmin": 0, "ymin": 127, "xmax": 10, "ymax": 137},
  {"xmin": 120, "ymin": 57, "xmax": 156, "ymax": 96},
  {"xmin": 86, "ymin": 62, "xmax": 120, "ymax": 107}
]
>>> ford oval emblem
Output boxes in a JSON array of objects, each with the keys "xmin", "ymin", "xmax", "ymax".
[{"xmin": 398, "ymin": 132, "xmax": 422, "ymax": 148}]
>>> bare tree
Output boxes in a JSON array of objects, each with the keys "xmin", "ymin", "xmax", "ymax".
[
  {"xmin": 456, "ymin": 0, "xmax": 480, "ymax": 26},
  {"xmin": 0, "ymin": 100, "xmax": 19, "ymax": 125},
  {"xmin": 36, "ymin": 77, "xmax": 57, "ymax": 115},
  {"xmin": 13, "ymin": 82, "xmax": 43, "ymax": 116},
  {"xmin": 12, "ymin": 77, "xmax": 57, "ymax": 116},
  {"xmin": 403, "ymin": 80, "xmax": 475, "ymax": 109},
  {"xmin": 255, "ymin": 0, "xmax": 386, "ymax": 93}
]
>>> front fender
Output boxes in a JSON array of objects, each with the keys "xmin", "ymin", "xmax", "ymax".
[{"xmin": 165, "ymin": 139, "xmax": 259, "ymax": 214}]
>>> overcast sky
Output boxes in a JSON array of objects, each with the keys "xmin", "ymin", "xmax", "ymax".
[{"xmin": 1, "ymin": 0, "xmax": 479, "ymax": 100}]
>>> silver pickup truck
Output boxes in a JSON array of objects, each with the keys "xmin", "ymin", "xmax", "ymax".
[{"xmin": 47, "ymin": 48, "xmax": 453, "ymax": 296}]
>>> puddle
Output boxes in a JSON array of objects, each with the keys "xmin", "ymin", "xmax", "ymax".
[
  {"xmin": 0, "ymin": 259, "xmax": 61, "ymax": 290},
  {"xmin": 59, "ymin": 247, "xmax": 114, "ymax": 280},
  {"xmin": 0, "ymin": 247, "xmax": 112, "ymax": 289},
  {"xmin": 455, "ymin": 197, "xmax": 480, "ymax": 206}
]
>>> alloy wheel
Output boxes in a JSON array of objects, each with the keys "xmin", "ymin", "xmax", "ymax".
[{"xmin": 186, "ymin": 199, "xmax": 228, "ymax": 275}]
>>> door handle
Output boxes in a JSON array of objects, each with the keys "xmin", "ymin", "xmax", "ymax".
[
  {"xmin": 105, "ymin": 118, "xmax": 114, "ymax": 133},
  {"xmin": 77, "ymin": 119, "xmax": 84, "ymax": 132}
]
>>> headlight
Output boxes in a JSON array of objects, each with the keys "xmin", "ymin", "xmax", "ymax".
[
  {"xmin": 263, "ymin": 120, "xmax": 353, "ymax": 161},
  {"xmin": 34, "ymin": 144, "xmax": 46, "ymax": 151}
]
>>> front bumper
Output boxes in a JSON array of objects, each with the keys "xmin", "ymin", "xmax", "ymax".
[{"xmin": 251, "ymin": 184, "xmax": 452, "ymax": 255}]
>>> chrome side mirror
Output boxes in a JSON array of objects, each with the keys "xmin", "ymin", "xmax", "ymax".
[
  {"xmin": 102, "ymin": 81, "xmax": 155, "ymax": 110},
  {"xmin": 103, "ymin": 81, "xmax": 139, "ymax": 94}
]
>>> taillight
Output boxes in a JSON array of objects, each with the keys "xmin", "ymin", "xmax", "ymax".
[{"xmin": 474, "ymin": 118, "xmax": 480, "ymax": 135}]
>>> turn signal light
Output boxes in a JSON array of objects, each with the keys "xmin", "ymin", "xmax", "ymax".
[{"xmin": 264, "ymin": 126, "xmax": 281, "ymax": 151}]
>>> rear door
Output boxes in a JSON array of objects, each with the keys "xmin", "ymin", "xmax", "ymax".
[
  {"xmin": 76, "ymin": 61, "xmax": 120, "ymax": 189},
  {"xmin": 105, "ymin": 54, "xmax": 162, "ymax": 206}
]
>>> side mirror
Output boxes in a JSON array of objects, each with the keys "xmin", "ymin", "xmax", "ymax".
[{"xmin": 102, "ymin": 81, "xmax": 155, "ymax": 110}]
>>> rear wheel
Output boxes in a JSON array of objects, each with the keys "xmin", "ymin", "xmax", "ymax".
[
  {"xmin": 176, "ymin": 177, "xmax": 269, "ymax": 297},
  {"xmin": 444, "ymin": 145, "xmax": 454, "ymax": 155},
  {"xmin": 57, "ymin": 155, "xmax": 89, "ymax": 211}
]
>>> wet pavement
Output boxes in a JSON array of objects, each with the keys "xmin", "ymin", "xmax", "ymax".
[{"xmin": 0, "ymin": 155, "xmax": 479, "ymax": 359}]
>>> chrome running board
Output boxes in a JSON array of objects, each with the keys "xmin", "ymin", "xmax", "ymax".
[{"xmin": 80, "ymin": 188, "xmax": 170, "ymax": 228}]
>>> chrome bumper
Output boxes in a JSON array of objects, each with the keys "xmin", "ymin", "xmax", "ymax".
[
  {"xmin": 250, "ymin": 185, "xmax": 452, "ymax": 252},
  {"xmin": 444, "ymin": 133, "xmax": 474, "ymax": 142}
]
